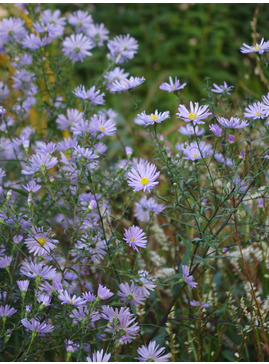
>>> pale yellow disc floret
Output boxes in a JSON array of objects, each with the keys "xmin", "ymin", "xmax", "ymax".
[
  {"xmin": 99, "ymin": 126, "xmax": 105, "ymax": 132},
  {"xmin": 38, "ymin": 237, "xmax": 47, "ymax": 245},
  {"xmin": 140, "ymin": 177, "xmax": 149, "ymax": 185},
  {"xmin": 188, "ymin": 113, "xmax": 197, "ymax": 120}
]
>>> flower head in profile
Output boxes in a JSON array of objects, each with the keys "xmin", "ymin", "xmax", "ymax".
[
  {"xmin": 135, "ymin": 110, "xmax": 170, "ymax": 126},
  {"xmin": 178, "ymin": 124, "xmax": 205, "ymax": 137},
  {"xmin": 134, "ymin": 196, "xmax": 165, "ymax": 222},
  {"xmin": 58, "ymin": 290, "xmax": 86, "ymax": 306},
  {"xmin": 107, "ymin": 34, "xmax": 138, "ymax": 64},
  {"xmin": 136, "ymin": 341, "xmax": 170, "ymax": 362},
  {"xmin": 97, "ymin": 284, "xmax": 114, "ymax": 300},
  {"xmin": 126, "ymin": 159, "xmax": 159, "ymax": 192},
  {"xmin": 182, "ymin": 265, "xmax": 198, "ymax": 288},
  {"xmin": 104, "ymin": 67, "xmax": 129, "ymax": 92},
  {"xmin": 62, "ymin": 34, "xmax": 93, "ymax": 62},
  {"xmin": 0, "ymin": 304, "xmax": 17, "ymax": 318},
  {"xmin": 211, "ymin": 82, "xmax": 233, "ymax": 95},
  {"xmin": 209, "ymin": 124, "xmax": 222, "ymax": 137},
  {"xmin": 123, "ymin": 225, "xmax": 147, "ymax": 251},
  {"xmin": 183, "ymin": 141, "xmax": 213, "ymax": 161},
  {"xmin": 177, "ymin": 102, "xmax": 212, "ymax": 125},
  {"xmin": 87, "ymin": 349, "xmax": 111, "ymax": 362},
  {"xmin": 217, "ymin": 116, "xmax": 248, "ymax": 129},
  {"xmin": 111, "ymin": 76, "xmax": 145, "ymax": 92},
  {"xmin": 240, "ymin": 38, "xmax": 269, "ymax": 54},
  {"xmin": 21, "ymin": 318, "xmax": 54, "ymax": 333},
  {"xmin": 159, "ymin": 76, "xmax": 186, "ymax": 93},
  {"xmin": 21, "ymin": 153, "xmax": 58, "ymax": 175},
  {"xmin": 73, "ymin": 85, "xmax": 105, "ymax": 105}
]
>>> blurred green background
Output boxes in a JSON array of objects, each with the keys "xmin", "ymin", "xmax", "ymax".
[{"xmin": 53, "ymin": 3, "xmax": 269, "ymax": 108}]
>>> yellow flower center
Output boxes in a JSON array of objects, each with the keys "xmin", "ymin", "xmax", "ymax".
[
  {"xmin": 99, "ymin": 126, "xmax": 105, "ymax": 132},
  {"xmin": 151, "ymin": 115, "xmax": 159, "ymax": 122},
  {"xmin": 140, "ymin": 177, "xmax": 149, "ymax": 185},
  {"xmin": 69, "ymin": 299, "xmax": 75, "ymax": 304},
  {"xmin": 192, "ymin": 153, "xmax": 199, "ymax": 159},
  {"xmin": 188, "ymin": 113, "xmax": 197, "ymax": 120},
  {"xmin": 256, "ymin": 111, "xmax": 261, "ymax": 116},
  {"xmin": 38, "ymin": 237, "xmax": 46, "ymax": 245},
  {"xmin": 253, "ymin": 45, "xmax": 262, "ymax": 51},
  {"xmin": 130, "ymin": 237, "xmax": 135, "ymax": 242}
]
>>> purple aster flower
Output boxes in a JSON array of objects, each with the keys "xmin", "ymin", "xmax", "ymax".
[
  {"xmin": 240, "ymin": 38, "xmax": 269, "ymax": 54},
  {"xmin": 111, "ymin": 76, "xmax": 145, "ymax": 92},
  {"xmin": 178, "ymin": 125, "xmax": 205, "ymax": 136},
  {"xmin": 17, "ymin": 280, "xmax": 29, "ymax": 292},
  {"xmin": 228, "ymin": 134, "xmax": 235, "ymax": 143},
  {"xmin": 217, "ymin": 116, "xmax": 249, "ymax": 129},
  {"xmin": 0, "ymin": 17, "xmax": 27, "ymax": 43},
  {"xmin": 56, "ymin": 108, "xmax": 84, "ymax": 130},
  {"xmin": 182, "ymin": 265, "xmax": 198, "ymax": 288},
  {"xmin": 215, "ymin": 153, "xmax": 234, "ymax": 166},
  {"xmin": 20, "ymin": 260, "xmax": 57, "ymax": 280},
  {"xmin": 73, "ymin": 85, "xmax": 105, "ymax": 105},
  {"xmin": 97, "ymin": 285, "xmax": 114, "ymax": 300},
  {"xmin": 132, "ymin": 270, "xmax": 156, "ymax": 298},
  {"xmin": 65, "ymin": 339, "xmax": 79, "ymax": 353},
  {"xmin": 34, "ymin": 141, "xmax": 57, "ymax": 155},
  {"xmin": 89, "ymin": 114, "xmax": 116, "ymax": 138},
  {"xmin": 177, "ymin": 102, "xmax": 212, "ymax": 125},
  {"xmin": 68, "ymin": 10, "xmax": 93, "ymax": 32},
  {"xmin": 12, "ymin": 69, "xmax": 35, "ymax": 91},
  {"xmin": 41, "ymin": 9, "xmax": 66, "ymax": 36},
  {"xmin": 57, "ymin": 137, "xmax": 78, "ymax": 151},
  {"xmin": 21, "ymin": 153, "xmax": 58, "ymax": 175},
  {"xmin": 159, "ymin": 76, "xmax": 187, "ymax": 92},
  {"xmin": 22, "ymin": 181, "xmax": 41, "ymax": 194},
  {"xmin": 87, "ymin": 349, "xmax": 111, "ymax": 362},
  {"xmin": 118, "ymin": 282, "xmax": 146, "ymax": 306},
  {"xmin": 0, "ymin": 82, "xmax": 9, "ymax": 101},
  {"xmin": 183, "ymin": 141, "xmax": 213, "ymax": 161},
  {"xmin": 190, "ymin": 300, "xmax": 209, "ymax": 308},
  {"xmin": 21, "ymin": 33, "xmax": 50, "ymax": 50},
  {"xmin": 0, "ymin": 305, "xmax": 17, "ymax": 318},
  {"xmin": 82, "ymin": 291, "xmax": 96, "ymax": 302},
  {"xmin": 126, "ymin": 159, "xmax": 159, "ymax": 192},
  {"xmin": 24, "ymin": 227, "xmax": 59, "ymax": 257},
  {"xmin": 0, "ymin": 256, "xmax": 12, "ymax": 268},
  {"xmin": 136, "ymin": 341, "xmax": 170, "ymax": 362},
  {"xmin": 87, "ymin": 23, "xmax": 109, "ymax": 47},
  {"xmin": 244, "ymin": 102, "xmax": 266, "ymax": 119},
  {"xmin": 136, "ymin": 110, "xmax": 170, "ymax": 126},
  {"xmin": 233, "ymin": 177, "xmax": 248, "ymax": 192},
  {"xmin": 209, "ymin": 124, "xmax": 222, "ymax": 137},
  {"xmin": 62, "ymin": 34, "xmax": 93, "ymax": 62},
  {"xmin": 211, "ymin": 82, "xmax": 233, "ymax": 95},
  {"xmin": 74, "ymin": 146, "xmax": 99, "ymax": 161},
  {"xmin": 134, "ymin": 196, "xmax": 165, "ymax": 222},
  {"xmin": 58, "ymin": 290, "xmax": 86, "ymax": 306},
  {"xmin": 104, "ymin": 67, "xmax": 129, "ymax": 92},
  {"xmin": 107, "ymin": 34, "xmax": 138, "ymax": 64},
  {"xmin": 37, "ymin": 293, "xmax": 52, "ymax": 307},
  {"xmin": 123, "ymin": 225, "xmax": 147, "ymax": 251},
  {"xmin": 21, "ymin": 318, "xmax": 54, "ymax": 333}
]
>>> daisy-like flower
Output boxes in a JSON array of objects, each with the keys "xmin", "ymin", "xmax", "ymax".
[
  {"xmin": 182, "ymin": 265, "xmax": 198, "ymax": 288},
  {"xmin": 240, "ymin": 38, "xmax": 269, "ymax": 54},
  {"xmin": 117, "ymin": 282, "xmax": 146, "ymax": 305},
  {"xmin": 123, "ymin": 225, "xmax": 147, "ymax": 251},
  {"xmin": 183, "ymin": 141, "xmax": 213, "ymax": 161},
  {"xmin": 211, "ymin": 81, "xmax": 234, "ymax": 95},
  {"xmin": 17, "ymin": 280, "xmax": 29, "ymax": 293},
  {"xmin": 178, "ymin": 125, "xmax": 205, "ymax": 136},
  {"xmin": 0, "ymin": 256, "xmax": 12, "ymax": 268},
  {"xmin": 132, "ymin": 270, "xmax": 156, "ymax": 298},
  {"xmin": 159, "ymin": 76, "xmax": 186, "ymax": 92},
  {"xmin": 21, "ymin": 153, "xmax": 58, "ymax": 175},
  {"xmin": 0, "ymin": 305, "xmax": 17, "ymax": 318},
  {"xmin": 104, "ymin": 67, "xmax": 129, "ymax": 92},
  {"xmin": 87, "ymin": 349, "xmax": 111, "ymax": 362},
  {"xmin": 56, "ymin": 108, "xmax": 84, "ymax": 131},
  {"xmin": 97, "ymin": 285, "xmax": 114, "ymax": 300},
  {"xmin": 62, "ymin": 34, "xmax": 93, "ymax": 63},
  {"xmin": 126, "ymin": 159, "xmax": 159, "ymax": 192},
  {"xmin": 134, "ymin": 196, "xmax": 165, "ymax": 223},
  {"xmin": 244, "ymin": 101, "xmax": 266, "ymax": 119},
  {"xmin": 58, "ymin": 290, "xmax": 86, "ymax": 306},
  {"xmin": 209, "ymin": 124, "xmax": 222, "ymax": 137},
  {"xmin": 21, "ymin": 318, "xmax": 54, "ymax": 333},
  {"xmin": 87, "ymin": 23, "xmax": 109, "ymax": 47},
  {"xmin": 89, "ymin": 114, "xmax": 116, "ymax": 138},
  {"xmin": 22, "ymin": 181, "xmax": 41, "ymax": 194},
  {"xmin": 177, "ymin": 102, "xmax": 212, "ymax": 125},
  {"xmin": 135, "ymin": 110, "xmax": 170, "ymax": 126},
  {"xmin": 21, "ymin": 33, "xmax": 50, "ymax": 50},
  {"xmin": 0, "ymin": 17, "xmax": 27, "ymax": 43},
  {"xmin": 24, "ymin": 227, "xmax": 59, "ymax": 257},
  {"xmin": 217, "ymin": 116, "xmax": 249, "ymax": 129},
  {"xmin": 111, "ymin": 76, "xmax": 145, "ymax": 92},
  {"xmin": 20, "ymin": 260, "xmax": 57, "ymax": 280},
  {"xmin": 107, "ymin": 34, "xmax": 138, "ymax": 64},
  {"xmin": 136, "ymin": 341, "xmax": 170, "ymax": 362},
  {"xmin": 68, "ymin": 10, "xmax": 93, "ymax": 32},
  {"xmin": 73, "ymin": 85, "xmax": 105, "ymax": 105}
]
